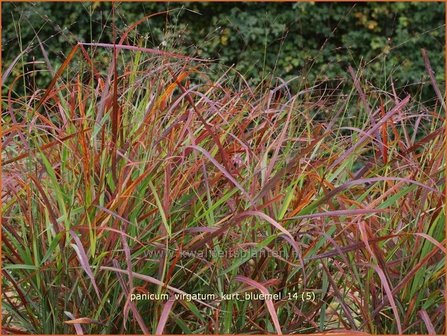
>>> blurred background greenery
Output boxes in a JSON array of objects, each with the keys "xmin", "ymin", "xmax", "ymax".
[{"xmin": 2, "ymin": 1, "xmax": 445, "ymax": 99}]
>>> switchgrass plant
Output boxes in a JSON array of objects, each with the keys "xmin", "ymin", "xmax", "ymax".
[{"xmin": 2, "ymin": 13, "xmax": 445, "ymax": 335}]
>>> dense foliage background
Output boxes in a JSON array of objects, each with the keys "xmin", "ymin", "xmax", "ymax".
[{"xmin": 2, "ymin": 2, "xmax": 445, "ymax": 95}]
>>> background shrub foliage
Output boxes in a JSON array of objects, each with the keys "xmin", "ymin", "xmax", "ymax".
[{"xmin": 2, "ymin": 2, "xmax": 445, "ymax": 94}]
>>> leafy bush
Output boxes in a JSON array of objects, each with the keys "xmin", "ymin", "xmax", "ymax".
[{"xmin": 2, "ymin": 2, "xmax": 445, "ymax": 93}]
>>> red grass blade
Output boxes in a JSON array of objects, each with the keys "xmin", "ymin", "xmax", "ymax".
[
  {"xmin": 372, "ymin": 264, "xmax": 402, "ymax": 334},
  {"xmin": 411, "ymin": 233, "xmax": 447, "ymax": 254},
  {"xmin": 235, "ymin": 275, "xmax": 282, "ymax": 334}
]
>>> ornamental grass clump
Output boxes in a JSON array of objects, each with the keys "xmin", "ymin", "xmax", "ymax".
[{"xmin": 2, "ymin": 13, "xmax": 445, "ymax": 335}]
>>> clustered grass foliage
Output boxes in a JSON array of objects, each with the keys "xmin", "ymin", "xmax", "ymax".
[{"xmin": 2, "ymin": 10, "xmax": 446, "ymax": 335}]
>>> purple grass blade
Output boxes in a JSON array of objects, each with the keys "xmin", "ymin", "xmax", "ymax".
[
  {"xmin": 2, "ymin": 46, "xmax": 32, "ymax": 83},
  {"xmin": 418, "ymin": 309, "xmax": 436, "ymax": 335},
  {"xmin": 286, "ymin": 208, "xmax": 387, "ymax": 220},
  {"xmin": 235, "ymin": 275, "xmax": 282, "ymax": 335},
  {"xmin": 113, "ymin": 260, "xmax": 149, "ymax": 334},
  {"xmin": 188, "ymin": 145, "xmax": 253, "ymax": 204},
  {"xmin": 156, "ymin": 295, "xmax": 175, "ymax": 335},
  {"xmin": 64, "ymin": 312, "xmax": 84, "ymax": 335},
  {"xmin": 372, "ymin": 264, "xmax": 402, "ymax": 334},
  {"xmin": 69, "ymin": 230, "xmax": 101, "ymax": 299}
]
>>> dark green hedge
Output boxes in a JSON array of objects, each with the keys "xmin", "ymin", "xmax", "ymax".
[{"xmin": 2, "ymin": 2, "xmax": 445, "ymax": 94}]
